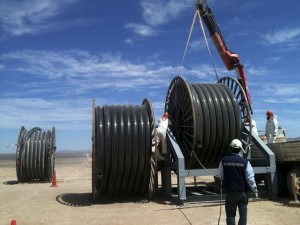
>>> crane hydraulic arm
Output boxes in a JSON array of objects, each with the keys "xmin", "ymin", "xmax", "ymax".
[{"xmin": 196, "ymin": 0, "xmax": 252, "ymax": 113}]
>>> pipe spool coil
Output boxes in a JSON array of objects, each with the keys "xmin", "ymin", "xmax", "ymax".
[
  {"xmin": 165, "ymin": 76, "xmax": 251, "ymax": 168},
  {"xmin": 16, "ymin": 126, "xmax": 56, "ymax": 182},
  {"xmin": 92, "ymin": 99, "xmax": 156, "ymax": 197}
]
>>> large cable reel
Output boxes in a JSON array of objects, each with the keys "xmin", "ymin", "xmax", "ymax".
[
  {"xmin": 92, "ymin": 99, "xmax": 156, "ymax": 198},
  {"xmin": 16, "ymin": 126, "xmax": 56, "ymax": 182},
  {"xmin": 165, "ymin": 76, "xmax": 251, "ymax": 168}
]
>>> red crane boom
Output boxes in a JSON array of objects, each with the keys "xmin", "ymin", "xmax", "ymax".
[{"xmin": 196, "ymin": 0, "xmax": 252, "ymax": 113}]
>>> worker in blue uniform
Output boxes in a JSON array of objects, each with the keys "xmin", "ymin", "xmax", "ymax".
[{"xmin": 217, "ymin": 139, "xmax": 258, "ymax": 225}]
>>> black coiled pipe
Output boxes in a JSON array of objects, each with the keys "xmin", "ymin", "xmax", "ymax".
[
  {"xmin": 93, "ymin": 99, "xmax": 155, "ymax": 197},
  {"xmin": 16, "ymin": 126, "xmax": 56, "ymax": 182},
  {"xmin": 165, "ymin": 76, "xmax": 242, "ymax": 168}
]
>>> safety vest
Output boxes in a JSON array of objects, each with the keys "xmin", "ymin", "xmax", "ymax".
[{"xmin": 222, "ymin": 153, "xmax": 249, "ymax": 193}]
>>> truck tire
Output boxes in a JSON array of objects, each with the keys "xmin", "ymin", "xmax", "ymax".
[{"xmin": 286, "ymin": 167, "xmax": 300, "ymax": 199}]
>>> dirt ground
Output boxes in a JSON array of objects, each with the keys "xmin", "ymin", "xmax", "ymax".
[{"xmin": 1, "ymin": 155, "xmax": 300, "ymax": 225}]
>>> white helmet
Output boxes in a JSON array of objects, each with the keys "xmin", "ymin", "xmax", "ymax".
[
  {"xmin": 230, "ymin": 139, "xmax": 246, "ymax": 153},
  {"xmin": 230, "ymin": 139, "xmax": 242, "ymax": 149}
]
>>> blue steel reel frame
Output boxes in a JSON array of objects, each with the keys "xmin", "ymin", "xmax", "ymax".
[{"xmin": 218, "ymin": 76, "xmax": 252, "ymax": 156}]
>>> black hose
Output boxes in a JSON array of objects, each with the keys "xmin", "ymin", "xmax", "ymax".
[
  {"xmin": 16, "ymin": 126, "xmax": 56, "ymax": 182},
  {"xmin": 165, "ymin": 76, "xmax": 243, "ymax": 168},
  {"xmin": 93, "ymin": 99, "xmax": 155, "ymax": 197}
]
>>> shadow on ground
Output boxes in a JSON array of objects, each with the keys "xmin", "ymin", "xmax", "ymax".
[
  {"xmin": 56, "ymin": 193, "xmax": 93, "ymax": 207},
  {"xmin": 55, "ymin": 184, "xmax": 297, "ymax": 208},
  {"xmin": 55, "ymin": 190, "xmax": 179, "ymax": 207},
  {"xmin": 3, "ymin": 180, "xmax": 50, "ymax": 185},
  {"xmin": 3, "ymin": 180, "xmax": 19, "ymax": 185}
]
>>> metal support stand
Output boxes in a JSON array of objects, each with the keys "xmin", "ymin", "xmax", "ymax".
[
  {"xmin": 248, "ymin": 127, "xmax": 278, "ymax": 198},
  {"xmin": 161, "ymin": 131, "xmax": 185, "ymax": 201},
  {"xmin": 161, "ymin": 130, "xmax": 220, "ymax": 203},
  {"xmin": 161, "ymin": 127, "xmax": 278, "ymax": 203}
]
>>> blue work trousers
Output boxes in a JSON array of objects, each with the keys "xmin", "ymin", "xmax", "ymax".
[{"xmin": 225, "ymin": 192, "xmax": 249, "ymax": 225}]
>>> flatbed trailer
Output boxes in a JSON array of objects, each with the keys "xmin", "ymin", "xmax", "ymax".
[{"xmin": 251, "ymin": 140, "xmax": 300, "ymax": 198}]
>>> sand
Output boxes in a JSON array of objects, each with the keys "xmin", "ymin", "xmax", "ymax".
[{"xmin": 1, "ymin": 154, "xmax": 300, "ymax": 225}]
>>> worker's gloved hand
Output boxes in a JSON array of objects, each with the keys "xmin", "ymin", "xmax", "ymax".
[{"xmin": 151, "ymin": 145, "xmax": 156, "ymax": 153}]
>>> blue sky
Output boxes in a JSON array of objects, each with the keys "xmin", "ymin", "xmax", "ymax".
[{"xmin": 1, "ymin": 0, "xmax": 300, "ymax": 153}]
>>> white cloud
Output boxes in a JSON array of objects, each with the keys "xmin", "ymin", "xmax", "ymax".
[
  {"xmin": 1, "ymin": 50, "xmax": 98, "ymax": 78},
  {"xmin": 186, "ymin": 64, "xmax": 221, "ymax": 80},
  {"xmin": 265, "ymin": 85, "xmax": 300, "ymax": 96},
  {"xmin": 124, "ymin": 39, "xmax": 135, "ymax": 45},
  {"xmin": 246, "ymin": 65, "xmax": 268, "ymax": 76},
  {"xmin": 141, "ymin": 0, "xmax": 193, "ymax": 26},
  {"xmin": 258, "ymin": 84, "xmax": 300, "ymax": 104},
  {"xmin": 0, "ymin": 49, "xmax": 181, "ymax": 95},
  {"xmin": 262, "ymin": 27, "xmax": 300, "ymax": 45},
  {"xmin": 0, "ymin": 97, "xmax": 92, "ymax": 130},
  {"xmin": 0, "ymin": 0, "xmax": 81, "ymax": 37},
  {"xmin": 125, "ymin": 0, "xmax": 193, "ymax": 39},
  {"xmin": 264, "ymin": 56, "xmax": 281, "ymax": 63},
  {"xmin": 188, "ymin": 39, "xmax": 206, "ymax": 52},
  {"xmin": 125, "ymin": 23, "xmax": 157, "ymax": 37},
  {"xmin": 264, "ymin": 97, "xmax": 300, "ymax": 104},
  {"xmin": 229, "ymin": 17, "xmax": 241, "ymax": 25}
]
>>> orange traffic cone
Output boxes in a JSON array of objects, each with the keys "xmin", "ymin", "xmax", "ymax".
[
  {"xmin": 11, "ymin": 219, "xmax": 17, "ymax": 225},
  {"xmin": 51, "ymin": 169, "xmax": 58, "ymax": 187}
]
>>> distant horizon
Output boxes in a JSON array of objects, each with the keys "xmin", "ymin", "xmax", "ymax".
[
  {"xmin": 1, "ymin": 136, "xmax": 300, "ymax": 155},
  {"xmin": 0, "ymin": 148, "xmax": 92, "ymax": 154},
  {"xmin": 0, "ymin": 149, "xmax": 92, "ymax": 162}
]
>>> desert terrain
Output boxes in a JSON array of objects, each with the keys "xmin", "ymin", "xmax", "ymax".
[{"xmin": 1, "ymin": 152, "xmax": 299, "ymax": 225}]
